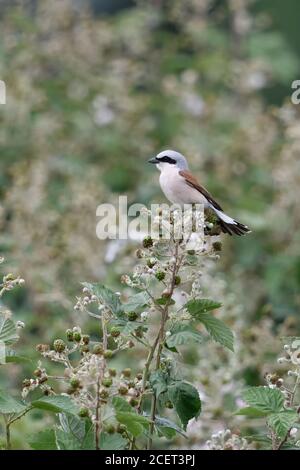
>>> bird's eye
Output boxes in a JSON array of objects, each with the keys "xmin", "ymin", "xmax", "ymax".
[{"xmin": 159, "ymin": 156, "xmax": 176, "ymax": 164}]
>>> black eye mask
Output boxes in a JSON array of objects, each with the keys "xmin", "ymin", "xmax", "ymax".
[{"xmin": 158, "ymin": 156, "xmax": 176, "ymax": 164}]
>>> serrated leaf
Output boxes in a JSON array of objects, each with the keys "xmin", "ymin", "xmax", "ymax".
[
  {"xmin": 149, "ymin": 370, "xmax": 168, "ymax": 398},
  {"xmin": 267, "ymin": 410, "xmax": 298, "ymax": 439},
  {"xmin": 166, "ymin": 324, "xmax": 204, "ymax": 348},
  {"xmin": 185, "ymin": 299, "xmax": 233, "ymax": 351},
  {"xmin": 123, "ymin": 292, "xmax": 150, "ymax": 312},
  {"xmin": 167, "ymin": 382, "xmax": 201, "ymax": 430},
  {"xmin": 0, "ymin": 389, "xmax": 27, "ymax": 414},
  {"xmin": 32, "ymin": 395, "xmax": 79, "ymax": 415},
  {"xmin": 81, "ymin": 283, "xmax": 124, "ymax": 317},
  {"xmin": 242, "ymin": 387, "xmax": 284, "ymax": 414},
  {"xmin": 0, "ymin": 316, "xmax": 19, "ymax": 345},
  {"xmin": 112, "ymin": 396, "xmax": 132, "ymax": 412},
  {"xmin": 28, "ymin": 429, "xmax": 57, "ymax": 450},
  {"xmin": 55, "ymin": 428, "xmax": 81, "ymax": 450},
  {"xmin": 195, "ymin": 313, "xmax": 234, "ymax": 351},
  {"xmin": 185, "ymin": 299, "xmax": 222, "ymax": 315},
  {"xmin": 115, "ymin": 411, "xmax": 149, "ymax": 437},
  {"xmin": 235, "ymin": 406, "xmax": 269, "ymax": 417},
  {"xmin": 99, "ymin": 432, "xmax": 127, "ymax": 450},
  {"xmin": 59, "ymin": 413, "xmax": 85, "ymax": 441}
]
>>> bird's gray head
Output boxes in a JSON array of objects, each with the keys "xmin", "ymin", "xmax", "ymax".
[{"xmin": 148, "ymin": 149, "xmax": 189, "ymax": 171}]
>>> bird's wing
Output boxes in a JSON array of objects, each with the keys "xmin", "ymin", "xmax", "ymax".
[{"xmin": 179, "ymin": 170, "xmax": 223, "ymax": 211}]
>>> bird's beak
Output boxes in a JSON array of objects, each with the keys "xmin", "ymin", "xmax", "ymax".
[{"xmin": 148, "ymin": 157, "xmax": 159, "ymax": 164}]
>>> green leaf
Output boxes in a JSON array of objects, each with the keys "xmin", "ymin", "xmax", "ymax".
[
  {"xmin": 185, "ymin": 299, "xmax": 222, "ymax": 315},
  {"xmin": 59, "ymin": 413, "xmax": 85, "ymax": 441},
  {"xmin": 150, "ymin": 370, "xmax": 168, "ymax": 398},
  {"xmin": 196, "ymin": 314, "xmax": 233, "ymax": 351},
  {"xmin": 115, "ymin": 411, "xmax": 149, "ymax": 437},
  {"xmin": 185, "ymin": 299, "xmax": 233, "ymax": 351},
  {"xmin": 0, "ymin": 389, "xmax": 27, "ymax": 414},
  {"xmin": 123, "ymin": 292, "xmax": 150, "ymax": 312},
  {"xmin": 0, "ymin": 316, "xmax": 19, "ymax": 346},
  {"xmin": 167, "ymin": 382, "xmax": 201, "ymax": 430},
  {"xmin": 28, "ymin": 429, "xmax": 57, "ymax": 450},
  {"xmin": 32, "ymin": 395, "xmax": 79, "ymax": 415},
  {"xmin": 235, "ymin": 406, "xmax": 269, "ymax": 417},
  {"xmin": 5, "ymin": 350, "xmax": 31, "ymax": 364},
  {"xmin": 268, "ymin": 410, "xmax": 298, "ymax": 439},
  {"xmin": 55, "ymin": 414, "xmax": 95, "ymax": 450},
  {"xmin": 55, "ymin": 428, "xmax": 81, "ymax": 450},
  {"xmin": 166, "ymin": 324, "xmax": 204, "ymax": 348},
  {"xmin": 242, "ymin": 387, "xmax": 284, "ymax": 414},
  {"xmin": 99, "ymin": 432, "xmax": 127, "ymax": 450},
  {"xmin": 112, "ymin": 396, "xmax": 132, "ymax": 412},
  {"xmin": 154, "ymin": 416, "xmax": 187, "ymax": 438},
  {"xmin": 81, "ymin": 283, "xmax": 124, "ymax": 317}
]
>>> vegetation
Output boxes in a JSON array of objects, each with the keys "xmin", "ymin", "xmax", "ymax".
[{"xmin": 0, "ymin": 0, "xmax": 300, "ymax": 450}]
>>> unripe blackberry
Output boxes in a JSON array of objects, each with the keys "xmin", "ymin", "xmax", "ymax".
[
  {"xmin": 136, "ymin": 373, "xmax": 143, "ymax": 380},
  {"xmin": 104, "ymin": 349, "xmax": 113, "ymax": 359},
  {"xmin": 82, "ymin": 334, "xmax": 90, "ymax": 345},
  {"xmin": 66, "ymin": 329, "xmax": 74, "ymax": 341},
  {"xmin": 80, "ymin": 345, "xmax": 89, "ymax": 353},
  {"xmin": 100, "ymin": 388, "xmax": 109, "ymax": 399},
  {"xmin": 93, "ymin": 343, "xmax": 104, "ymax": 355},
  {"xmin": 142, "ymin": 236, "xmax": 153, "ymax": 248},
  {"xmin": 110, "ymin": 327, "xmax": 120, "ymax": 338},
  {"xmin": 105, "ymin": 424, "xmax": 116, "ymax": 434},
  {"xmin": 109, "ymin": 368, "xmax": 117, "ymax": 377},
  {"xmin": 73, "ymin": 332, "xmax": 81, "ymax": 342},
  {"xmin": 117, "ymin": 424, "xmax": 127, "ymax": 434},
  {"xmin": 118, "ymin": 384, "xmax": 128, "ymax": 395},
  {"xmin": 102, "ymin": 378, "xmax": 113, "ymax": 388},
  {"xmin": 78, "ymin": 407, "xmax": 89, "ymax": 418},
  {"xmin": 128, "ymin": 380, "xmax": 135, "ymax": 388},
  {"xmin": 187, "ymin": 250, "xmax": 195, "ymax": 255},
  {"xmin": 174, "ymin": 275, "xmax": 181, "ymax": 286},
  {"xmin": 129, "ymin": 398, "xmax": 138, "ymax": 407},
  {"xmin": 127, "ymin": 311, "xmax": 138, "ymax": 321},
  {"xmin": 70, "ymin": 377, "xmax": 80, "ymax": 389},
  {"xmin": 22, "ymin": 379, "xmax": 31, "ymax": 388},
  {"xmin": 53, "ymin": 339, "xmax": 66, "ymax": 353},
  {"xmin": 122, "ymin": 368, "xmax": 131, "ymax": 378},
  {"xmin": 155, "ymin": 271, "xmax": 165, "ymax": 281}
]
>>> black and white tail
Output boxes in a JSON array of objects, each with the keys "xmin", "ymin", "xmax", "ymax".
[{"xmin": 212, "ymin": 207, "xmax": 250, "ymax": 236}]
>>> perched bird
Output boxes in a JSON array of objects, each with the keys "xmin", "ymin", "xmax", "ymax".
[{"xmin": 148, "ymin": 149, "xmax": 250, "ymax": 236}]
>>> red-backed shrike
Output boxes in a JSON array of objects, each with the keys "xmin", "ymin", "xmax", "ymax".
[{"xmin": 148, "ymin": 149, "xmax": 250, "ymax": 236}]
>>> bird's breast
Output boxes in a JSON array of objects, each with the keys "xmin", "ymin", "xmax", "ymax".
[{"xmin": 159, "ymin": 169, "xmax": 207, "ymax": 205}]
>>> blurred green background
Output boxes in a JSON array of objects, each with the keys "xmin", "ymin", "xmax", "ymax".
[{"xmin": 0, "ymin": 0, "xmax": 300, "ymax": 449}]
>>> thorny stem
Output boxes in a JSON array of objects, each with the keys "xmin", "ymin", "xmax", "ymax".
[
  {"xmin": 4, "ymin": 406, "xmax": 33, "ymax": 449},
  {"xmin": 275, "ymin": 369, "xmax": 300, "ymax": 450},
  {"xmin": 95, "ymin": 309, "xmax": 108, "ymax": 450},
  {"xmin": 147, "ymin": 240, "xmax": 182, "ymax": 450}
]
